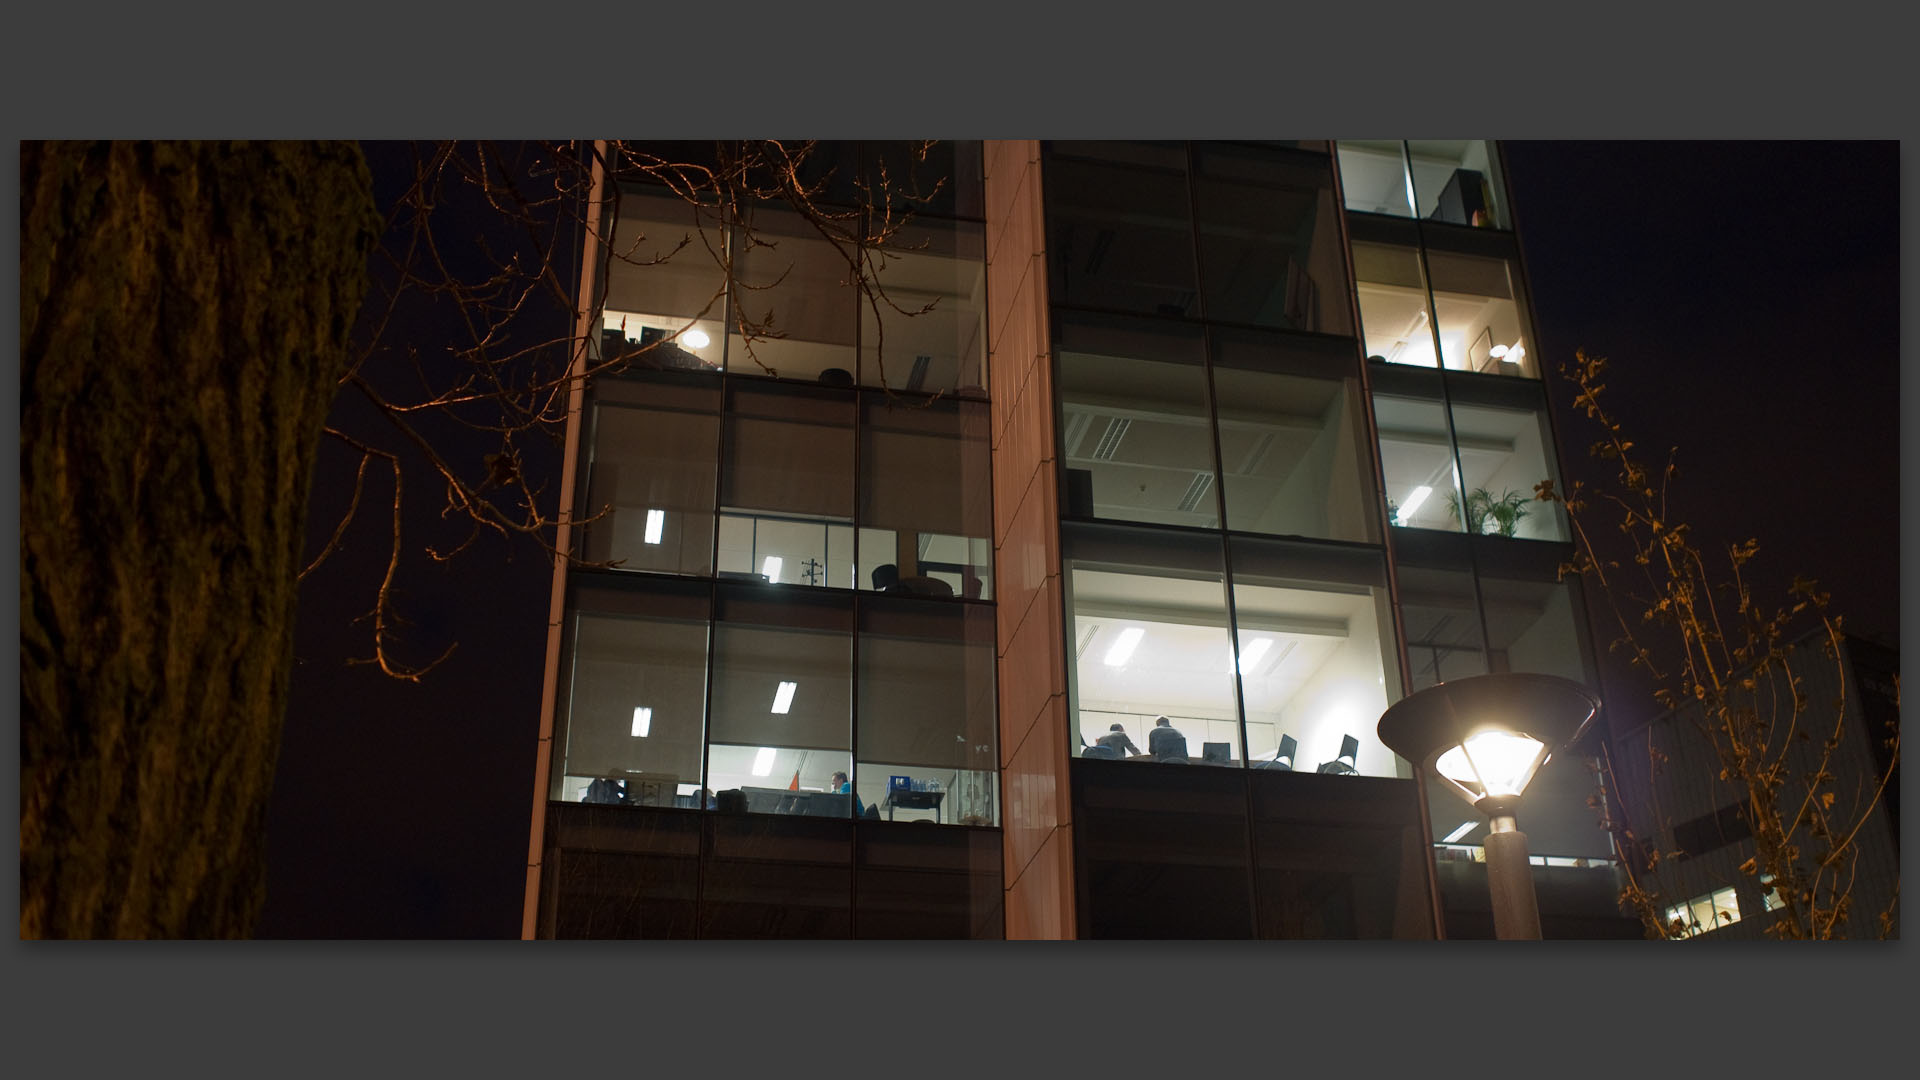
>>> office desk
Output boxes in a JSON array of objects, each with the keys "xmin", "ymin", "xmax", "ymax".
[{"xmin": 883, "ymin": 789, "xmax": 945, "ymax": 823}]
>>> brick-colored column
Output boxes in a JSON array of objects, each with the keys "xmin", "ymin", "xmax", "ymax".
[{"xmin": 984, "ymin": 141, "xmax": 1074, "ymax": 939}]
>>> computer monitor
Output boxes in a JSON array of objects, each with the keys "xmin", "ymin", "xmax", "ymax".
[{"xmin": 1201, "ymin": 742, "xmax": 1232, "ymax": 763}]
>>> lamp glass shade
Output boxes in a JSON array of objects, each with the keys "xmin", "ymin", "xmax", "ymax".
[{"xmin": 1433, "ymin": 730, "xmax": 1548, "ymax": 803}]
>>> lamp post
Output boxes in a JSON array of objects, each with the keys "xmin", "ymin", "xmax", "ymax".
[{"xmin": 1376, "ymin": 673, "xmax": 1600, "ymax": 941}]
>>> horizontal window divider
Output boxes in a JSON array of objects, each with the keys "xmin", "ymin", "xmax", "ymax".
[{"xmin": 1050, "ymin": 302, "xmax": 1365, "ymax": 352}]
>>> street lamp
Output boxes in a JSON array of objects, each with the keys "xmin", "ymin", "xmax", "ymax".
[{"xmin": 1375, "ymin": 673, "xmax": 1600, "ymax": 940}]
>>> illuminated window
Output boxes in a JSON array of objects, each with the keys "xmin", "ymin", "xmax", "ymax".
[{"xmin": 1663, "ymin": 885, "xmax": 1742, "ymax": 937}]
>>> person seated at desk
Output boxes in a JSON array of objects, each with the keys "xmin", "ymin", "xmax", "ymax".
[
  {"xmin": 1096, "ymin": 723, "xmax": 1143, "ymax": 757},
  {"xmin": 1147, "ymin": 715, "xmax": 1188, "ymax": 761},
  {"xmin": 830, "ymin": 770, "xmax": 865, "ymax": 816}
]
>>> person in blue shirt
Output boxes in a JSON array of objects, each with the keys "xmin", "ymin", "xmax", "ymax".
[{"xmin": 830, "ymin": 771, "xmax": 865, "ymax": 816}]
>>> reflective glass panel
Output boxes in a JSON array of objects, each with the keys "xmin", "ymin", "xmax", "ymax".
[
  {"xmin": 582, "ymin": 374, "xmax": 720, "ymax": 576},
  {"xmin": 856, "ymin": 598, "xmax": 998, "ymax": 825},
  {"xmin": 1427, "ymin": 248, "xmax": 1536, "ymax": 378},
  {"xmin": 707, "ymin": 588, "xmax": 853, "ymax": 817},
  {"xmin": 1056, "ymin": 312, "xmax": 1218, "ymax": 528},
  {"xmin": 1191, "ymin": 143, "xmax": 1353, "ymax": 335},
  {"xmin": 1392, "ymin": 541, "xmax": 1488, "ymax": 692},
  {"xmin": 1044, "ymin": 141, "xmax": 1200, "ymax": 318},
  {"xmin": 1065, "ymin": 525, "xmax": 1240, "ymax": 767},
  {"xmin": 1230, "ymin": 539, "xmax": 1404, "ymax": 778},
  {"xmin": 859, "ymin": 220, "xmax": 988, "ymax": 395},
  {"xmin": 599, "ymin": 185, "xmax": 728, "ymax": 374},
  {"xmin": 1211, "ymin": 328, "xmax": 1377, "ymax": 543},
  {"xmin": 1334, "ymin": 140, "xmax": 1414, "ymax": 218},
  {"xmin": 1405, "ymin": 140, "xmax": 1509, "ymax": 229},
  {"xmin": 859, "ymin": 394, "xmax": 992, "ymax": 599},
  {"xmin": 727, "ymin": 206, "xmax": 859, "ymax": 382},
  {"xmin": 1447, "ymin": 397, "xmax": 1566, "ymax": 540},
  {"xmin": 718, "ymin": 381, "xmax": 854, "ymax": 589},
  {"xmin": 557, "ymin": 586, "xmax": 711, "ymax": 805},
  {"xmin": 1373, "ymin": 392, "xmax": 1467, "ymax": 533},
  {"xmin": 1352, "ymin": 238, "xmax": 1437, "ymax": 368}
]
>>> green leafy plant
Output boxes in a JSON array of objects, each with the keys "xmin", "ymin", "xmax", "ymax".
[{"xmin": 1444, "ymin": 485, "xmax": 1535, "ymax": 537}]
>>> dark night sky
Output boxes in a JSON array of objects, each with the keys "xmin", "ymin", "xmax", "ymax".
[{"xmin": 254, "ymin": 140, "xmax": 1902, "ymax": 938}]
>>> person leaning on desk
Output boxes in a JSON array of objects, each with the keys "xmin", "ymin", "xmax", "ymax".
[{"xmin": 1095, "ymin": 723, "xmax": 1143, "ymax": 757}]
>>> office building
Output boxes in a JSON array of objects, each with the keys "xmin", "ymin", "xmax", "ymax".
[
  {"xmin": 521, "ymin": 140, "xmax": 1634, "ymax": 939},
  {"xmin": 1606, "ymin": 630, "xmax": 1900, "ymax": 940}
]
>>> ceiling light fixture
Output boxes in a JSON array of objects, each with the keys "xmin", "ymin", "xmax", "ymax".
[
  {"xmin": 1400, "ymin": 484, "xmax": 1433, "ymax": 520},
  {"xmin": 644, "ymin": 509, "xmax": 665, "ymax": 545},
  {"xmin": 1236, "ymin": 637, "xmax": 1274, "ymax": 674},
  {"xmin": 771, "ymin": 681, "xmax": 797, "ymax": 714},
  {"xmin": 1103, "ymin": 627, "xmax": 1144, "ymax": 667},
  {"xmin": 1441, "ymin": 820, "xmax": 1478, "ymax": 844},
  {"xmin": 682, "ymin": 328, "xmax": 711, "ymax": 349},
  {"xmin": 631, "ymin": 707, "xmax": 652, "ymax": 738},
  {"xmin": 751, "ymin": 747, "xmax": 776, "ymax": 776}
]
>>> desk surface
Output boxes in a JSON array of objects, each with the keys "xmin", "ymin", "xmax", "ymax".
[{"xmin": 884, "ymin": 789, "xmax": 946, "ymax": 809}]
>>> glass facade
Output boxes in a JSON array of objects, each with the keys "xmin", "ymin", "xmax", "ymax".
[
  {"xmin": 542, "ymin": 139, "xmax": 1607, "ymax": 939},
  {"xmin": 551, "ymin": 144, "xmax": 998, "ymax": 833}
]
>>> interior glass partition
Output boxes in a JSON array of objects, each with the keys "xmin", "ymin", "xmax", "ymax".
[
  {"xmin": 1055, "ymin": 311, "xmax": 1218, "ymax": 529},
  {"xmin": 1065, "ymin": 524, "xmax": 1241, "ymax": 767}
]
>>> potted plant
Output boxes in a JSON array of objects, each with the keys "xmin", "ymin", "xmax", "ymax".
[{"xmin": 1444, "ymin": 486, "xmax": 1535, "ymax": 538}]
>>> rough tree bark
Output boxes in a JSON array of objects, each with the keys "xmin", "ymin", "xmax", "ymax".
[{"xmin": 20, "ymin": 142, "xmax": 382, "ymax": 938}]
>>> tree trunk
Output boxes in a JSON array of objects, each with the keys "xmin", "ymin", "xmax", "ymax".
[{"xmin": 20, "ymin": 142, "xmax": 381, "ymax": 938}]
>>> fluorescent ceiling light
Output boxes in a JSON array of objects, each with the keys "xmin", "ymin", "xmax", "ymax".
[
  {"xmin": 751, "ymin": 747, "xmax": 776, "ymax": 776},
  {"xmin": 771, "ymin": 681, "xmax": 797, "ymax": 714},
  {"xmin": 631, "ymin": 707, "xmax": 652, "ymax": 738},
  {"xmin": 1441, "ymin": 820, "xmax": 1478, "ymax": 844},
  {"xmin": 762, "ymin": 556, "xmax": 783, "ymax": 583},
  {"xmin": 643, "ymin": 509, "xmax": 664, "ymax": 545},
  {"xmin": 1103, "ymin": 627, "xmax": 1144, "ymax": 667},
  {"xmin": 682, "ymin": 328, "xmax": 711, "ymax": 349},
  {"xmin": 1400, "ymin": 484, "xmax": 1433, "ymax": 519},
  {"xmin": 1236, "ymin": 637, "xmax": 1273, "ymax": 674}
]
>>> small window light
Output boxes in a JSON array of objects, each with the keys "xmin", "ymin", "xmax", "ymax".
[
  {"xmin": 751, "ymin": 747, "xmax": 777, "ymax": 777},
  {"xmin": 1103, "ymin": 627, "xmax": 1145, "ymax": 667},
  {"xmin": 643, "ymin": 509, "xmax": 665, "ymax": 545},
  {"xmin": 762, "ymin": 556, "xmax": 783, "ymax": 583},
  {"xmin": 771, "ymin": 681, "xmax": 797, "ymax": 714},
  {"xmin": 682, "ymin": 328, "xmax": 711, "ymax": 349},
  {"xmin": 631, "ymin": 707, "xmax": 652, "ymax": 738}
]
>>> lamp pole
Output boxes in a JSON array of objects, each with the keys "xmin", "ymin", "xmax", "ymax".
[
  {"xmin": 1482, "ymin": 813, "xmax": 1542, "ymax": 941},
  {"xmin": 1374, "ymin": 673, "xmax": 1600, "ymax": 943}
]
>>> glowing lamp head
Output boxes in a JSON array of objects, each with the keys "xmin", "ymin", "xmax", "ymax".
[{"xmin": 1434, "ymin": 730, "xmax": 1550, "ymax": 808}]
